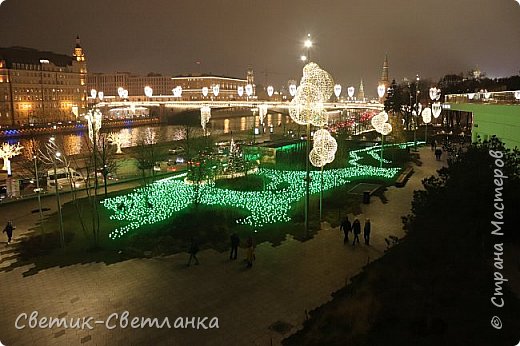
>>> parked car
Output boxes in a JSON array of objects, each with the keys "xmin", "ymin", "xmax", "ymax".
[
  {"xmin": 47, "ymin": 168, "xmax": 85, "ymax": 190},
  {"xmin": 0, "ymin": 185, "xmax": 7, "ymax": 200},
  {"xmin": 168, "ymin": 147, "xmax": 185, "ymax": 155}
]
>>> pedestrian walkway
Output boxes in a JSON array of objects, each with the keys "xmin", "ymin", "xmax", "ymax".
[{"xmin": 0, "ymin": 147, "xmax": 445, "ymax": 346}]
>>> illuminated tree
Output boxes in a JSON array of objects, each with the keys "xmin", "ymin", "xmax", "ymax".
[
  {"xmin": 0, "ymin": 142, "xmax": 23, "ymax": 174},
  {"xmin": 107, "ymin": 131, "xmax": 130, "ymax": 154}
]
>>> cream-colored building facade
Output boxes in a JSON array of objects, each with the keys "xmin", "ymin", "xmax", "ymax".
[{"xmin": 0, "ymin": 37, "xmax": 88, "ymax": 127}]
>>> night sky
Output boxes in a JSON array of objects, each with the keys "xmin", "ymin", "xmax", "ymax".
[{"xmin": 1, "ymin": 0, "xmax": 520, "ymax": 96}]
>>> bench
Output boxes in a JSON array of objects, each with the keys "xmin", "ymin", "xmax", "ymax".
[{"xmin": 395, "ymin": 167, "xmax": 414, "ymax": 187}]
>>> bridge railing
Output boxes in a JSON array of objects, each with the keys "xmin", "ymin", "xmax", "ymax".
[
  {"xmin": 94, "ymin": 99, "xmax": 384, "ymax": 111},
  {"xmin": 445, "ymin": 90, "xmax": 520, "ymax": 105}
]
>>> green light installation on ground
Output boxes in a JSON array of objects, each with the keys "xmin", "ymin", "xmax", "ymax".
[{"xmin": 103, "ymin": 142, "xmax": 419, "ymax": 239}]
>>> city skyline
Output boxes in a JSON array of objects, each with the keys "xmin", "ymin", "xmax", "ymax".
[{"xmin": 1, "ymin": 0, "xmax": 520, "ymax": 95}]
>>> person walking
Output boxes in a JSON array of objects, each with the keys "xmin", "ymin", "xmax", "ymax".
[
  {"xmin": 431, "ymin": 139, "xmax": 437, "ymax": 151},
  {"xmin": 3, "ymin": 221, "xmax": 15, "ymax": 244},
  {"xmin": 364, "ymin": 218, "xmax": 371, "ymax": 245},
  {"xmin": 245, "ymin": 236, "xmax": 255, "ymax": 268},
  {"xmin": 230, "ymin": 233, "xmax": 240, "ymax": 260},
  {"xmin": 187, "ymin": 237, "xmax": 200, "ymax": 266},
  {"xmin": 352, "ymin": 219, "xmax": 361, "ymax": 246},
  {"xmin": 340, "ymin": 216, "xmax": 352, "ymax": 245},
  {"xmin": 435, "ymin": 148, "xmax": 442, "ymax": 161}
]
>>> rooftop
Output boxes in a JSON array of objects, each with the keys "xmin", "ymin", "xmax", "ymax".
[{"xmin": 0, "ymin": 46, "xmax": 74, "ymax": 68}]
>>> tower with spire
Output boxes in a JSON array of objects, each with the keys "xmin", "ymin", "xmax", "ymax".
[
  {"xmin": 246, "ymin": 66, "xmax": 255, "ymax": 95},
  {"xmin": 380, "ymin": 54, "xmax": 389, "ymax": 86},
  {"xmin": 377, "ymin": 55, "xmax": 390, "ymax": 101},
  {"xmin": 72, "ymin": 35, "xmax": 87, "ymax": 114},
  {"xmin": 357, "ymin": 79, "xmax": 365, "ymax": 102},
  {"xmin": 73, "ymin": 35, "xmax": 85, "ymax": 62}
]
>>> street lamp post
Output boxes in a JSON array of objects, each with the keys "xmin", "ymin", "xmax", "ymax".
[
  {"xmin": 33, "ymin": 155, "xmax": 44, "ymax": 236},
  {"xmin": 304, "ymin": 34, "xmax": 312, "ymax": 61},
  {"xmin": 414, "ymin": 75, "xmax": 420, "ymax": 151},
  {"xmin": 53, "ymin": 150, "xmax": 65, "ymax": 248}
]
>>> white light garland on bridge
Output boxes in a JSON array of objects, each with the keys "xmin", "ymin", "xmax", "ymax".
[
  {"xmin": 289, "ymin": 84, "xmax": 297, "ymax": 97},
  {"xmin": 245, "ymin": 84, "xmax": 253, "ymax": 97},
  {"xmin": 213, "ymin": 84, "xmax": 220, "ymax": 97},
  {"xmin": 173, "ymin": 86, "xmax": 183, "ymax": 98},
  {"xmin": 144, "ymin": 86, "xmax": 153, "ymax": 98},
  {"xmin": 334, "ymin": 84, "xmax": 342, "ymax": 98},
  {"xmin": 348, "ymin": 86, "xmax": 355, "ymax": 98}
]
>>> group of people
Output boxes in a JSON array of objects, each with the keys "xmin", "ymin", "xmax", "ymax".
[
  {"xmin": 187, "ymin": 233, "xmax": 256, "ymax": 268},
  {"xmin": 340, "ymin": 217, "xmax": 371, "ymax": 246}
]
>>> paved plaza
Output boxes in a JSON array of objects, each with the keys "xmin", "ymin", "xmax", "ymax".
[{"xmin": 0, "ymin": 147, "xmax": 444, "ymax": 346}]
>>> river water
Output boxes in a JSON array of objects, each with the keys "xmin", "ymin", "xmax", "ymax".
[{"xmin": 11, "ymin": 113, "xmax": 300, "ymax": 159}]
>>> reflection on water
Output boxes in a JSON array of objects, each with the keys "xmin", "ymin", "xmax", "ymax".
[
  {"xmin": 12, "ymin": 113, "xmax": 297, "ymax": 157},
  {"xmin": 63, "ymin": 134, "xmax": 82, "ymax": 156}
]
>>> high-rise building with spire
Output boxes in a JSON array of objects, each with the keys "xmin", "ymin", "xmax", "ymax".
[{"xmin": 357, "ymin": 79, "xmax": 365, "ymax": 101}]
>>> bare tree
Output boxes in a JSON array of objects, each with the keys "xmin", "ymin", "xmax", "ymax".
[{"xmin": 98, "ymin": 133, "xmax": 119, "ymax": 197}]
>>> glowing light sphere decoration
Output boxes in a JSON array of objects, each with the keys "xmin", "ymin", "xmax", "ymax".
[
  {"xmin": 347, "ymin": 86, "xmax": 355, "ymax": 98},
  {"xmin": 117, "ymin": 87, "xmax": 125, "ymax": 98},
  {"xmin": 300, "ymin": 62, "xmax": 334, "ymax": 102},
  {"xmin": 267, "ymin": 85, "xmax": 274, "ymax": 97},
  {"xmin": 98, "ymin": 91, "xmax": 104, "ymax": 101},
  {"xmin": 0, "ymin": 142, "xmax": 23, "ymax": 175},
  {"xmin": 468, "ymin": 93, "xmax": 475, "ymax": 100},
  {"xmin": 310, "ymin": 129, "xmax": 337, "ymax": 166},
  {"xmin": 144, "ymin": 86, "xmax": 153, "ymax": 97},
  {"xmin": 377, "ymin": 84, "xmax": 386, "ymax": 98},
  {"xmin": 309, "ymin": 149, "xmax": 327, "ymax": 167},
  {"xmin": 90, "ymin": 89, "xmax": 97, "ymax": 99},
  {"xmin": 421, "ymin": 107, "xmax": 432, "ymax": 124},
  {"xmin": 515, "ymin": 90, "xmax": 520, "ymax": 100},
  {"xmin": 200, "ymin": 105, "xmax": 211, "ymax": 130},
  {"xmin": 289, "ymin": 84, "xmax": 297, "ymax": 97},
  {"xmin": 334, "ymin": 84, "xmax": 342, "ymax": 98},
  {"xmin": 245, "ymin": 84, "xmax": 253, "ymax": 97},
  {"xmin": 173, "ymin": 86, "xmax": 183, "ymax": 98},
  {"xmin": 432, "ymin": 102, "xmax": 442, "ymax": 118},
  {"xmin": 122, "ymin": 89, "xmax": 128, "ymax": 99},
  {"xmin": 371, "ymin": 111, "xmax": 392, "ymax": 168},
  {"xmin": 312, "ymin": 128, "xmax": 331, "ymax": 143},
  {"xmin": 85, "ymin": 108, "xmax": 103, "ymax": 143},
  {"xmin": 213, "ymin": 84, "xmax": 220, "ymax": 97},
  {"xmin": 237, "ymin": 86, "xmax": 244, "ymax": 97},
  {"xmin": 202, "ymin": 87, "xmax": 209, "ymax": 97},
  {"xmin": 371, "ymin": 110, "xmax": 389, "ymax": 133},
  {"xmin": 289, "ymin": 62, "xmax": 333, "ymax": 126}
]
